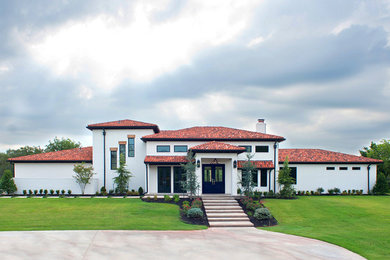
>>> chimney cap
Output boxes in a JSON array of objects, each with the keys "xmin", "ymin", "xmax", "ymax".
[{"xmin": 257, "ymin": 119, "xmax": 265, "ymax": 123}]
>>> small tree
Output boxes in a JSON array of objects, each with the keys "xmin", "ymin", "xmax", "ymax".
[
  {"xmin": 181, "ymin": 152, "xmax": 199, "ymax": 199},
  {"xmin": 239, "ymin": 153, "xmax": 257, "ymax": 196},
  {"xmin": 0, "ymin": 169, "xmax": 17, "ymax": 195},
  {"xmin": 73, "ymin": 163, "xmax": 95, "ymax": 195},
  {"xmin": 277, "ymin": 157, "xmax": 295, "ymax": 198},
  {"xmin": 45, "ymin": 137, "xmax": 81, "ymax": 152},
  {"xmin": 113, "ymin": 154, "xmax": 133, "ymax": 194},
  {"xmin": 373, "ymin": 172, "xmax": 389, "ymax": 195}
]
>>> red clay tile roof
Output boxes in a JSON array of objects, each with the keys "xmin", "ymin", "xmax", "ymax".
[
  {"xmin": 142, "ymin": 126, "xmax": 285, "ymax": 141},
  {"xmin": 87, "ymin": 119, "xmax": 159, "ymax": 133},
  {"xmin": 144, "ymin": 156, "xmax": 187, "ymax": 165},
  {"xmin": 190, "ymin": 141, "xmax": 246, "ymax": 153},
  {"xmin": 8, "ymin": 147, "xmax": 93, "ymax": 163},
  {"xmin": 238, "ymin": 160, "xmax": 274, "ymax": 169},
  {"xmin": 279, "ymin": 149, "xmax": 382, "ymax": 164}
]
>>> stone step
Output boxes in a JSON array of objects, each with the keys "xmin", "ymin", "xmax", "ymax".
[
  {"xmin": 203, "ymin": 201, "xmax": 238, "ymax": 205},
  {"xmin": 209, "ymin": 221, "xmax": 254, "ymax": 227},
  {"xmin": 202, "ymin": 196, "xmax": 234, "ymax": 200},
  {"xmin": 206, "ymin": 209, "xmax": 244, "ymax": 213},
  {"xmin": 203, "ymin": 199, "xmax": 237, "ymax": 203},
  {"xmin": 206, "ymin": 212, "xmax": 247, "ymax": 218},
  {"xmin": 208, "ymin": 217, "xmax": 250, "ymax": 222},
  {"xmin": 204, "ymin": 206, "xmax": 242, "ymax": 210}
]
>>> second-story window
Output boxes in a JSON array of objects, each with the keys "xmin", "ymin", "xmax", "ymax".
[
  {"xmin": 119, "ymin": 143, "xmax": 126, "ymax": 162},
  {"xmin": 110, "ymin": 150, "xmax": 117, "ymax": 170},
  {"xmin": 255, "ymin": 145, "xmax": 269, "ymax": 153},
  {"xmin": 239, "ymin": 145, "xmax": 252, "ymax": 153},
  {"xmin": 157, "ymin": 145, "xmax": 170, "ymax": 152},
  {"xmin": 128, "ymin": 137, "xmax": 135, "ymax": 157},
  {"xmin": 174, "ymin": 145, "xmax": 188, "ymax": 152}
]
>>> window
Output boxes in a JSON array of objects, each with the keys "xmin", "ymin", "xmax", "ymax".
[
  {"xmin": 239, "ymin": 145, "xmax": 252, "ymax": 153},
  {"xmin": 174, "ymin": 145, "xmax": 188, "ymax": 152},
  {"xmin": 157, "ymin": 145, "xmax": 170, "ymax": 152},
  {"xmin": 279, "ymin": 166, "xmax": 297, "ymax": 184},
  {"xmin": 174, "ymin": 167, "xmax": 186, "ymax": 193},
  {"xmin": 128, "ymin": 137, "xmax": 135, "ymax": 157},
  {"xmin": 158, "ymin": 167, "xmax": 171, "ymax": 193},
  {"xmin": 242, "ymin": 170, "xmax": 258, "ymax": 186},
  {"xmin": 255, "ymin": 145, "xmax": 269, "ymax": 153},
  {"xmin": 352, "ymin": 167, "xmax": 361, "ymax": 171},
  {"xmin": 260, "ymin": 169, "xmax": 267, "ymax": 187},
  {"xmin": 110, "ymin": 150, "xmax": 117, "ymax": 170},
  {"xmin": 326, "ymin": 167, "xmax": 335, "ymax": 170},
  {"xmin": 119, "ymin": 143, "xmax": 126, "ymax": 162},
  {"xmin": 339, "ymin": 167, "xmax": 348, "ymax": 170}
]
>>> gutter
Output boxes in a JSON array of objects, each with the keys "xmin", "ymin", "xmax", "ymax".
[
  {"xmin": 103, "ymin": 129, "xmax": 106, "ymax": 189},
  {"xmin": 367, "ymin": 164, "xmax": 371, "ymax": 194},
  {"xmin": 273, "ymin": 142, "xmax": 277, "ymax": 193}
]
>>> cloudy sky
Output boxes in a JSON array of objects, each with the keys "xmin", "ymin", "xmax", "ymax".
[{"xmin": 1, "ymin": 0, "xmax": 390, "ymax": 154}]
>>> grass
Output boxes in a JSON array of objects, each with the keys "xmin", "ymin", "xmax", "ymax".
[
  {"xmin": 262, "ymin": 196, "xmax": 390, "ymax": 260},
  {"xmin": 0, "ymin": 198, "xmax": 207, "ymax": 231}
]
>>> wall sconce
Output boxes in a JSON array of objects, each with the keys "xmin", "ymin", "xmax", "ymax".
[
  {"xmin": 197, "ymin": 160, "xmax": 200, "ymax": 168},
  {"xmin": 233, "ymin": 160, "xmax": 237, "ymax": 168}
]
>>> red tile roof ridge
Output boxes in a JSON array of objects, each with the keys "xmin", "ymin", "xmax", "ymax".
[{"xmin": 8, "ymin": 147, "xmax": 92, "ymax": 162}]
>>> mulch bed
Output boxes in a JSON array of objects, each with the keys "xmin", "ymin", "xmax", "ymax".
[
  {"xmin": 141, "ymin": 197, "xmax": 208, "ymax": 226},
  {"xmin": 237, "ymin": 199, "xmax": 278, "ymax": 227}
]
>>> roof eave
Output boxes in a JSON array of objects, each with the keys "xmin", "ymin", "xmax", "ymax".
[
  {"xmin": 87, "ymin": 125, "xmax": 160, "ymax": 133},
  {"xmin": 279, "ymin": 161, "xmax": 383, "ymax": 165},
  {"xmin": 141, "ymin": 137, "xmax": 285, "ymax": 142},
  {"xmin": 9, "ymin": 160, "xmax": 92, "ymax": 163}
]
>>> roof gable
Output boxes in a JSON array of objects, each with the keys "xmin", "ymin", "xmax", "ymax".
[
  {"xmin": 142, "ymin": 126, "xmax": 285, "ymax": 141},
  {"xmin": 279, "ymin": 149, "xmax": 382, "ymax": 164},
  {"xmin": 87, "ymin": 119, "xmax": 159, "ymax": 133}
]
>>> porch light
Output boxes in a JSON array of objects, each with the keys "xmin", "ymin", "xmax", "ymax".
[
  {"xmin": 233, "ymin": 160, "xmax": 237, "ymax": 168},
  {"xmin": 197, "ymin": 160, "xmax": 200, "ymax": 168}
]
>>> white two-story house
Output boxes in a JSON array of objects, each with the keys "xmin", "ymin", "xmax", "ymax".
[{"xmin": 9, "ymin": 119, "xmax": 381, "ymax": 195}]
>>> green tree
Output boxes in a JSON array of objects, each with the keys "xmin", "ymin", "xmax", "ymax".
[
  {"xmin": 6, "ymin": 145, "xmax": 43, "ymax": 158},
  {"xmin": 45, "ymin": 137, "xmax": 81, "ymax": 152},
  {"xmin": 180, "ymin": 152, "xmax": 199, "ymax": 199},
  {"xmin": 113, "ymin": 154, "xmax": 133, "ymax": 194},
  {"xmin": 0, "ymin": 169, "xmax": 17, "ymax": 194},
  {"xmin": 73, "ymin": 163, "xmax": 95, "ymax": 195},
  {"xmin": 373, "ymin": 172, "xmax": 389, "ymax": 195},
  {"xmin": 360, "ymin": 140, "xmax": 390, "ymax": 179},
  {"xmin": 277, "ymin": 157, "xmax": 295, "ymax": 198},
  {"xmin": 239, "ymin": 153, "xmax": 257, "ymax": 196}
]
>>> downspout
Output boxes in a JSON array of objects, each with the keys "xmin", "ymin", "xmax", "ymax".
[
  {"xmin": 273, "ymin": 142, "xmax": 277, "ymax": 193},
  {"xmin": 367, "ymin": 164, "xmax": 371, "ymax": 194},
  {"xmin": 145, "ymin": 164, "xmax": 149, "ymax": 194},
  {"xmin": 103, "ymin": 129, "xmax": 106, "ymax": 190}
]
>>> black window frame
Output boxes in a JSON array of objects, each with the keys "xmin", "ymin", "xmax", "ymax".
[
  {"xmin": 242, "ymin": 169, "xmax": 258, "ymax": 187},
  {"xmin": 158, "ymin": 166, "xmax": 171, "ymax": 193},
  {"xmin": 128, "ymin": 137, "xmax": 135, "ymax": 157},
  {"xmin": 119, "ymin": 143, "xmax": 126, "ymax": 162},
  {"xmin": 326, "ymin": 167, "xmax": 335, "ymax": 170},
  {"xmin": 239, "ymin": 145, "xmax": 252, "ymax": 153},
  {"xmin": 157, "ymin": 145, "xmax": 170, "ymax": 152},
  {"xmin": 174, "ymin": 145, "xmax": 188, "ymax": 152},
  {"xmin": 352, "ymin": 167, "xmax": 361, "ymax": 171},
  {"xmin": 339, "ymin": 167, "xmax": 348, "ymax": 171},
  {"xmin": 173, "ymin": 166, "xmax": 186, "ymax": 193},
  {"xmin": 260, "ymin": 169, "xmax": 267, "ymax": 187},
  {"xmin": 255, "ymin": 145, "xmax": 269, "ymax": 153},
  {"xmin": 279, "ymin": 166, "xmax": 297, "ymax": 184},
  {"xmin": 110, "ymin": 150, "xmax": 117, "ymax": 170}
]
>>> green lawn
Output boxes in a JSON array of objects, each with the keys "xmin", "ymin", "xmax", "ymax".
[
  {"xmin": 262, "ymin": 196, "xmax": 390, "ymax": 260},
  {"xmin": 0, "ymin": 198, "xmax": 207, "ymax": 231}
]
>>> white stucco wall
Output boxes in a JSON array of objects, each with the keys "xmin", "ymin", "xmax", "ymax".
[
  {"xmin": 13, "ymin": 162, "xmax": 97, "ymax": 194},
  {"xmin": 92, "ymin": 128, "xmax": 155, "ymax": 192},
  {"xmin": 289, "ymin": 164, "xmax": 377, "ymax": 194}
]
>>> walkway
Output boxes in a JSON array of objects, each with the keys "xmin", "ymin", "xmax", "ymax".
[{"xmin": 0, "ymin": 228, "xmax": 364, "ymax": 260}]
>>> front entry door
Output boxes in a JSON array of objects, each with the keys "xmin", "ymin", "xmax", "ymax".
[{"xmin": 202, "ymin": 164, "xmax": 225, "ymax": 194}]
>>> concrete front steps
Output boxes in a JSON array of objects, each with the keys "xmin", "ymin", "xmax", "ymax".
[{"xmin": 202, "ymin": 195, "xmax": 253, "ymax": 228}]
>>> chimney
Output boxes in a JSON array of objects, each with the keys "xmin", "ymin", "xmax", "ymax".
[{"xmin": 256, "ymin": 119, "xmax": 266, "ymax": 133}]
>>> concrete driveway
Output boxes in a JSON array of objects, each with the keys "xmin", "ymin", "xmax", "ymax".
[{"xmin": 0, "ymin": 228, "xmax": 364, "ymax": 260}]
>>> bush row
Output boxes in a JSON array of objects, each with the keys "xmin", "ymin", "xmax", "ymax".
[
  {"xmin": 240, "ymin": 197, "xmax": 273, "ymax": 221},
  {"xmin": 23, "ymin": 189, "xmax": 71, "ymax": 196},
  {"xmin": 181, "ymin": 198, "xmax": 204, "ymax": 219}
]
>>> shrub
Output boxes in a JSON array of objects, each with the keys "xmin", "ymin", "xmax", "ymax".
[
  {"xmin": 373, "ymin": 172, "xmax": 389, "ymax": 195},
  {"xmin": 191, "ymin": 198, "xmax": 202, "ymax": 208},
  {"xmin": 153, "ymin": 195, "xmax": 157, "ymax": 201},
  {"xmin": 34, "ymin": 190, "xmax": 38, "ymax": 195},
  {"xmin": 254, "ymin": 208, "xmax": 272, "ymax": 220},
  {"xmin": 316, "ymin": 187, "xmax": 324, "ymax": 194},
  {"xmin": 310, "ymin": 191, "xmax": 314, "ymax": 195},
  {"xmin": 328, "ymin": 189, "xmax": 334, "ymax": 195},
  {"xmin": 348, "ymin": 190, "xmax": 351, "ymax": 195},
  {"xmin": 253, "ymin": 191, "xmax": 262, "ymax": 200},
  {"xmin": 164, "ymin": 195, "xmax": 172, "ymax": 202},
  {"xmin": 28, "ymin": 190, "xmax": 33, "ymax": 195},
  {"xmin": 342, "ymin": 190, "xmax": 348, "ymax": 195},
  {"xmin": 39, "ymin": 189, "xmax": 43, "ymax": 195},
  {"xmin": 50, "ymin": 189, "xmax": 54, "ymax": 195},
  {"xmin": 56, "ymin": 190, "xmax": 60, "ymax": 195},
  {"xmin": 0, "ymin": 170, "xmax": 17, "ymax": 195},
  {"xmin": 237, "ymin": 188, "xmax": 242, "ymax": 195},
  {"xmin": 109, "ymin": 189, "xmax": 114, "ymax": 195},
  {"xmin": 61, "ymin": 190, "xmax": 65, "ymax": 195},
  {"xmin": 44, "ymin": 189, "xmax": 48, "ymax": 195},
  {"xmin": 100, "ymin": 186, "xmax": 106, "ymax": 193},
  {"xmin": 181, "ymin": 204, "xmax": 191, "ymax": 214},
  {"xmin": 247, "ymin": 211, "xmax": 253, "ymax": 217},
  {"xmin": 352, "ymin": 189, "xmax": 356, "ymax": 194},
  {"xmin": 263, "ymin": 191, "xmax": 268, "ymax": 197},
  {"xmin": 138, "ymin": 187, "xmax": 144, "ymax": 195},
  {"xmin": 145, "ymin": 196, "xmax": 151, "ymax": 201},
  {"xmin": 314, "ymin": 192, "xmax": 320, "ymax": 195},
  {"xmin": 187, "ymin": 208, "xmax": 204, "ymax": 218},
  {"xmin": 305, "ymin": 191, "xmax": 310, "ymax": 196},
  {"xmin": 182, "ymin": 201, "xmax": 190, "ymax": 207},
  {"xmin": 268, "ymin": 190, "xmax": 274, "ymax": 197},
  {"xmin": 67, "ymin": 190, "xmax": 71, "ymax": 195},
  {"xmin": 173, "ymin": 194, "xmax": 180, "ymax": 203},
  {"xmin": 240, "ymin": 197, "xmax": 253, "ymax": 207},
  {"xmin": 246, "ymin": 201, "xmax": 261, "ymax": 212},
  {"xmin": 333, "ymin": 188, "xmax": 341, "ymax": 194},
  {"xmin": 23, "ymin": 190, "xmax": 27, "ymax": 195}
]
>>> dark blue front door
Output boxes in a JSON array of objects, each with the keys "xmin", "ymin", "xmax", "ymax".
[{"xmin": 202, "ymin": 164, "xmax": 225, "ymax": 194}]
